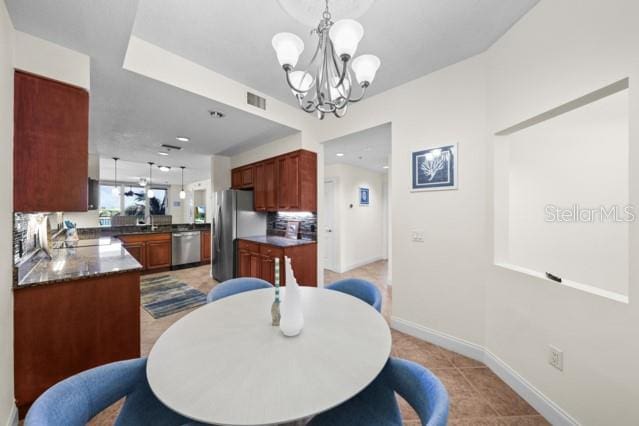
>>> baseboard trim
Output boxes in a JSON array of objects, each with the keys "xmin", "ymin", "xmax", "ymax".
[
  {"xmin": 5, "ymin": 403, "xmax": 18, "ymax": 426},
  {"xmin": 390, "ymin": 317, "xmax": 579, "ymax": 426},
  {"xmin": 339, "ymin": 256, "xmax": 385, "ymax": 274}
]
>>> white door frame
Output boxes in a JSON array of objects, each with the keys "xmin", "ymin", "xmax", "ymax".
[{"xmin": 323, "ymin": 177, "xmax": 339, "ymax": 272}]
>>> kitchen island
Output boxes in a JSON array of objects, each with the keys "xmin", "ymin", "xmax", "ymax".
[{"xmin": 13, "ymin": 239, "xmax": 143, "ymax": 416}]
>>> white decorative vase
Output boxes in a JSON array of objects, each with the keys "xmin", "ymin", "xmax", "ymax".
[{"xmin": 279, "ymin": 256, "xmax": 304, "ymax": 337}]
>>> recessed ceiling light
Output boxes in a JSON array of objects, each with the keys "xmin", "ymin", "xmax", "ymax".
[
  {"xmin": 383, "ymin": 165, "xmax": 389, "ymax": 169},
  {"xmin": 158, "ymin": 151, "xmax": 169, "ymax": 156},
  {"xmin": 336, "ymin": 153, "xmax": 344, "ymax": 157},
  {"xmin": 159, "ymin": 165, "xmax": 171, "ymax": 172},
  {"xmin": 176, "ymin": 136, "xmax": 190, "ymax": 142}
]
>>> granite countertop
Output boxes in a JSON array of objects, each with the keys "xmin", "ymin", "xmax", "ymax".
[
  {"xmin": 240, "ymin": 235, "xmax": 317, "ymax": 248},
  {"xmin": 15, "ymin": 239, "xmax": 143, "ymax": 289}
]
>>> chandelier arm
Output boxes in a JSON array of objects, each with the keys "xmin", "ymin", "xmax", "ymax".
[
  {"xmin": 284, "ymin": 68, "xmax": 311, "ymax": 95},
  {"xmin": 348, "ymin": 83, "xmax": 369, "ymax": 103}
]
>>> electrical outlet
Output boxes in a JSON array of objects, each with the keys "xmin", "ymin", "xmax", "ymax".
[
  {"xmin": 411, "ymin": 230, "xmax": 425, "ymax": 242},
  {"xmin": 549, "ymin": 345, "xmax": 563, "ymax": 371}
]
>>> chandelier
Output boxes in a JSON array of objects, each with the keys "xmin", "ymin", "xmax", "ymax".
[{"xmin": 272, "ymin": 0, "xmax": 380, "ymax": 119}]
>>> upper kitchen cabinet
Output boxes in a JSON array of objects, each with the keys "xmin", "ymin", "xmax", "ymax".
[
  {"xmin": 14, "ymin": 71, "xmax": 89, "ymax": 212},
  {"xmin": 278, "ymin": 150, "xmax": 316, "ymax": 212},
  {"xmin": 231, "ymin": 149, "xmax": 317, "ymax": 212}
]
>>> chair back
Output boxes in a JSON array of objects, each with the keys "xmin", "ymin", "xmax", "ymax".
[
  {"xmin": 207, "ymin": 277, "xmax": 273, "ymax": 303},
  {"xmin": 326, "ymin": 278, "xmax": 382, "ymax": 312},
  {"xmin": 25, "ymin": 358, "xmax": 192, "ymax": 426},
  {"xmin": 386, "ymin": 358, "xmax": 449, "ymax": 426}
]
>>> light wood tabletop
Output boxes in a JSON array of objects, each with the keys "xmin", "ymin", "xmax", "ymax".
[{"xmin": 146, "ymin": 286, "xmax": 392, "ymax": 425}]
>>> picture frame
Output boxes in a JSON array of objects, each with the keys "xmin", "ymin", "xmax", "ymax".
[
  {"xmin": 411, "ymin": 144, "xmax": 458, "ymax": 191},
  {"xmin": 285, "ymin": 221, "xmax": 300, "ymax": 239},
  {"xmin": 359, "ymin": 187, "xmax": 370, "ymax": 205}
]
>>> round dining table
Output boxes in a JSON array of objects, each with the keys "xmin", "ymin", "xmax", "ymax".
[{"xmin": 146, "ymin": 286, "xmax": 392, "ymax": 426}]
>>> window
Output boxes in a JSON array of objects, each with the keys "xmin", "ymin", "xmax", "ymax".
[
  {"xmin": 123, "ymin": 186, "xmax": 146, "ymax": 220},
  {"xmin": 149, "ymin": 188, "xmax": 167, "ymax": 215},
  {"xmin": 99, "ymin": 184, "xmax": 120, "ymax": 226}
]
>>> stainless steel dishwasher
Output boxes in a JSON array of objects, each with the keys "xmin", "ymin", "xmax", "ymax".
[{"xmin": 172, "ymin": 231, "xmax": 201, "ymax": 266}]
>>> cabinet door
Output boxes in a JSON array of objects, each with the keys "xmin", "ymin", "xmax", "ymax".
[
  {"xmin": 146, "ymin": 241, "xmax": 171, "ymax": 270},
  {"xmin": 241, "ymin": 166, "xmax": 254, "ymax": 187},
  {"xmin": 14, "ymin": 71, "xmax": 89, "ymax": 212},
  {"xmin": 249, "ymin": 253, "xmax": 261, "ymax": 278},
  {"xmin": 123, "ymin": 242, "xmax": 146, "ymax": 270},
  {"xmin": 231, "ymin": 169, "xmax": 242, "ymax": 189},
  {"xmin": 278, "ymin": 153, "xmax": 300, "ymax": 210},
  {"xmin": 254, "ymin": 163, "xmax": 266, "ymax": 211},
  {"xmin": 264, "ymin": 159, "xmax": 278, "ymax": 211},
  {"xmin": 260, "ymin": 255, "xmax": 275, "ymax": 284},
  {"xmin": 201, "ymin": 231, "xmax": 211, "ymax": 262},
  {"xmin": 238, "ymin": 249, "xmax": 252, "ymax": 277}
]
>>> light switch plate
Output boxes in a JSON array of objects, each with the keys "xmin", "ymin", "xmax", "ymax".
[{"xmin": 411, "ymin": 230, "xmax": 425, "ymax": 242}]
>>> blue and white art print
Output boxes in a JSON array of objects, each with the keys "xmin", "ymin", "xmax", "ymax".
[
  {"xmin": 411, "ymin": 144, "xmax": 458, "ymax": 191},
  {"xmin": 359, "ymin": 187, "xmax": 370, "ymax": 205}
]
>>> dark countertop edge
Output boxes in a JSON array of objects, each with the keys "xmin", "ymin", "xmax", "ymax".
[
  {"xmin": 13, "ymin": 266, "xmax": 143, "ymax": 290},
  {"xmin": 238, "ymin": 236, "xmax": 317, "ymax": 247}
]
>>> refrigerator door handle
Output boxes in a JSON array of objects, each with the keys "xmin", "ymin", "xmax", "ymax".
[{"xmin": 215, "ymin": 205, "xmax": 222, "ymax": 256}]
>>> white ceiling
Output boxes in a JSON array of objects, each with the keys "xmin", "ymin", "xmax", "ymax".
[
  {"xmin": 5, "ymin": 0, "xmax": 297, "ymax": 181},
  {"xmin": 132, "ymin": 0, "xmax": 540, "ymax": 107},
  {"xmin": 324, "ymin": 123, "xmax": 391, "ymax": 173},
  {"xmin": 99, "ymin": 159, "xmax": 206, "ymax": 187},
  {"xmin": 6, "ymin": 0, "xmax": 539, "ymax": 174}
]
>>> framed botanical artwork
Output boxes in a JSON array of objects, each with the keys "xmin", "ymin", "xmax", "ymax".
[
  {"xmin": 359, "ymin": 187, "xmax": 370, "ymax": 205},
  {"xmin": 411, "ymin": 144, "xmax": 458, "ymax": 191}
]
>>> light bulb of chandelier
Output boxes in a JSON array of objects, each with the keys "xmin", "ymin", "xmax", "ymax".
[
  {"xmin": 179, "ymin": 190, "xmax": 186, "ymax": 200},
  {"xmin": 329, "ymin": 19, "xmax": 364, "ymax": 59},
  {"xmin": 147, "ymin": 189, "xmax": 155, "ymax": 198},
  {"xmin": 272, "ymin": 32, "xmax": 304, "ymax": 67},
  {"xmin": 351, "ymin": 54, "xmax": 381, "ymax": 85},
  {"xmin": 289, "ymin": 71, "xmax": 315, "ymax": 93}
]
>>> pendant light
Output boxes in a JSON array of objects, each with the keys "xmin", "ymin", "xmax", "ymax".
[
  {"xmin": 147, "ymin": 162, "xmax": 155, "ymax": 198},
  {"xmin": 179, "ymin": 166, "xmax": 186, "ymax": 200},
  {"xmin": 112, "ymin": 157, "xmax": 120, "ymax": 196}
]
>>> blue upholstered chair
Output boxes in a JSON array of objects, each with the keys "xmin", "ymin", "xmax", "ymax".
[
  {"xmin": 325, "ymin": 278, "xmax": 382, "ymax": 312},
  {"xmin": 25, "ymin": 358, "xmax": 196, "ymax": 426},
  {"xmin": 207, "ymin": 277, "xmax": 273, "ymax": 303},
  {"xmin": 310, "ymin": 357, "xmax": 449, "ymax": 426}
]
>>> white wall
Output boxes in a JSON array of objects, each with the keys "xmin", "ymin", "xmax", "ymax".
[
  {"xmin": 167, "ymin": 185, "xmax": 186, "ymax": 223},
  {"xmin": 0, "ymin": 3, "xmax": 15, "ymax": 424},
  {"xmin": 231, "ymin": 132, "xmax": 303, "ymax": 168},
  {"xmin": 485, "ymin": 1, "xmax": 639, "ymax": 424},
  {"xmin": 325, "ymin": 164, "xmax": 386, "ymax": 272},
  {"xmin": 14, "ymin": 30, "xmax": 90, "ymax": 90},
  {"xmin": 505, "ymin": 89, "xmax": 629, "ymax": 297}
]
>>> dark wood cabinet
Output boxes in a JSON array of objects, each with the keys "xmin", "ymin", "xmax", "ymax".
[
  {"xmin": 278, "ymin": 152, "xmax": 301, "ymax": 210},
  {"xmin": 14, "ymin": 271, "xmax": 141, "ymax": 416},
  {"xmin": 237, "ymin": 239, "xmax": 317, "ymax": 286},
  {"xmin": 201, "ymin": 230, "xmax": 211, "ymax": 263},
  {"xmin": 122, "ymin": 241, "xmax": 147, "ymax": 270},
  {"xmin": 146, "ymin": 240, "xmax": 172, "ymax": 270},
  {"xmin": 118, "ymin": 233, "xmax": 171, "ymax": 273},
  {"xmin": 13, "ymin": 70, "xmax": 89, "ymax": 212},
  {"xmin": 231, "ymin": 166, "xmax": 255, "ymax": 189},
  {"xmin": 230, "ymin": 150, "xmax": 317, "ymax": 212}
]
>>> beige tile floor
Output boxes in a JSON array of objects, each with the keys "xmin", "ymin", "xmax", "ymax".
[{"xmin": 89, "ymin": 261, "xmax": 548, "ymax": 425}]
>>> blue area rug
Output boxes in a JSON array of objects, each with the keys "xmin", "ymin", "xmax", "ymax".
[{"xmin": 140, "ymin": 275, "xmax": 207, "ymax": 319}]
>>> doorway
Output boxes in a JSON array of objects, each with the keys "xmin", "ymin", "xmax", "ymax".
[
  {"xmin": 324, "ymin": 178, "xmax": 338, "ymax": 272},
  {"xmin": 322, "ymin": 123, "xmax": 392, "ymax": 318}
]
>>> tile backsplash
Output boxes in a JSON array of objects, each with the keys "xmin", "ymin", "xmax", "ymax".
[{"xmin": 267, "ymin": 212, "xmax": 317, "ymax": 240}]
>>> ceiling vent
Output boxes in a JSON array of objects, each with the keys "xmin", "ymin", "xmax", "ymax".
[
  {"xmin": 161, "ymin": 144, "xmax": 183, "ymax": 151},
  {"xmin": 247, "ymin": 92, "xmax": 266, "ymax": 110}
]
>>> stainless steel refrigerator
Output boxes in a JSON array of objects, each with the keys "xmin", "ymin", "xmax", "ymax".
[{"xmin": 212, "ymin": 190, "xmax": 266, "ymax": 282}]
